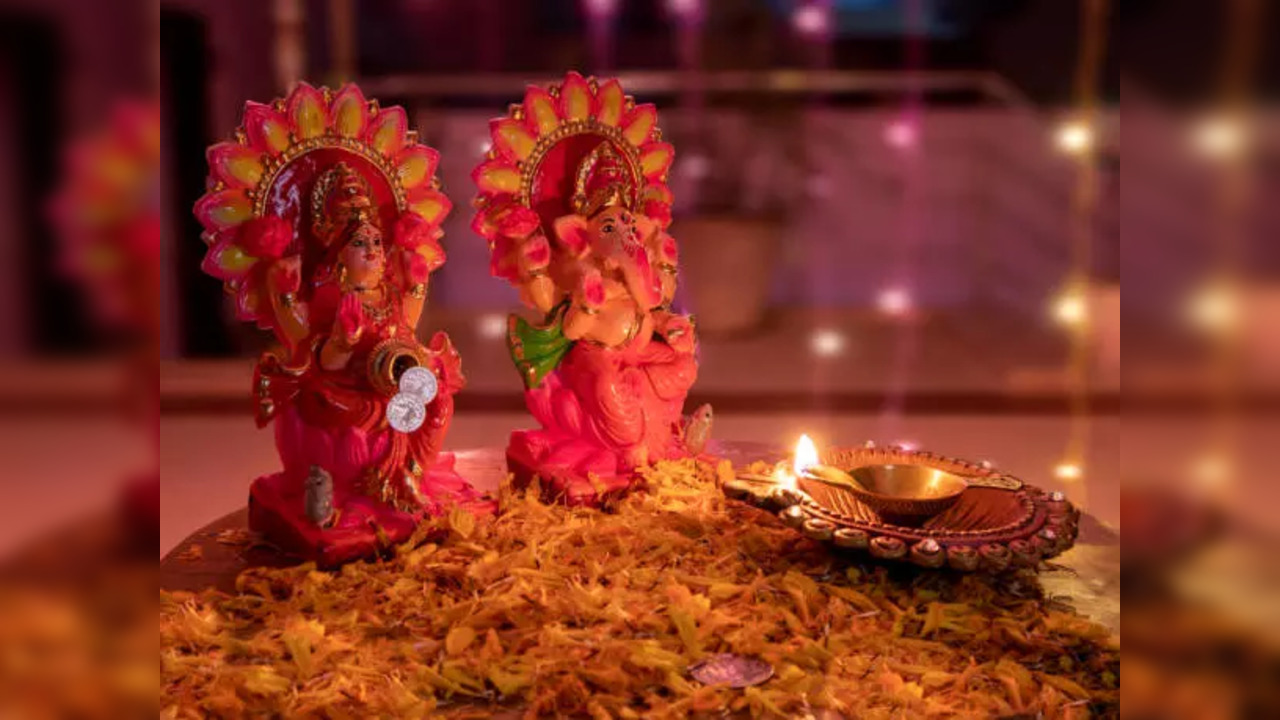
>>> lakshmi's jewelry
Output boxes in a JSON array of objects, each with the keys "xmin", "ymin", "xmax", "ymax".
[
  {"xmin": 658, "ymin": 262, "xmax": 677, "ymax": 276},
  {"xmin": 579, "ymin": 304, "xmax": 601, "ymax": 316},
  {"xmin": 344, "ymin": 284, "xmax": 393, "ymax": 325},
  {"xmin": 409, "ymin": 283, "xmax": 426, "ymax": 299},
  {"xmin": 278, "ymin": 292, "xmax": 296, "ymax": 308},
  {"xmin": 361, "ymin": 299, "xmax": 392, "ymax": 325}
]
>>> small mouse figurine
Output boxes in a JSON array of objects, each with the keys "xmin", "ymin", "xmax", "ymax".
[
  {"xmin": 304, "ymin": 465, "xmax": 335, "ymax": 528},
  {"xmin": 682, "ymin": 404, "xmax": 714, "ymax": 456}
]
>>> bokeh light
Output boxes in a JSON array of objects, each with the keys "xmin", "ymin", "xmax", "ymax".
[
  {"xmin": 1053, "ymin": 291, "xmax": 1087, "ymax": 327},
  {"xmin": 876, "ymin": 287, "xmax": 913, "ymax": 317},
  {"xmin": 1054, "ymin": 121, "xmax": 1093, "ymax": 155},
  {"xmin": 1191, "ymin": 116, "xmax": 1246, "ymax": 159},
  {"xmin": 791, "ymin": 5, "xmax": 829, "ymax": 37},
  {"xmin": 809, "ymin": 328, "xmax": 847, "ymax": 357},
  {"xmin": 883, "ymin": 119, "xmax": 918, "ymax": 150}
]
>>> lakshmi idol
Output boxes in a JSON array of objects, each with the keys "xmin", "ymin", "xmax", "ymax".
[
  {"xmin": 195, "ymin": 83, "xmax": 485, "ymax": 564},
  {"xmin": 472, "ymin": 72, "xmax": 709, "ymax": 505}
]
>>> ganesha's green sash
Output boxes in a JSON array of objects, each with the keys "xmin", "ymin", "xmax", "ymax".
[{"xmin": 507, "ymin": 300, "xmax": 573, "ymax": 389}]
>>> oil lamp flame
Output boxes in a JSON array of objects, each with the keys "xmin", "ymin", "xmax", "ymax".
[{"xmin": 794, "ymin": 434, "xmax": 819, "ymax": 476}]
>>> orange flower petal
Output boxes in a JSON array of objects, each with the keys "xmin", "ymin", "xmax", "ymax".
[
  {"xmin": 194, "ymin": 189, "xmax": 252, "ymax": 231},
  {"xmin": 367, "ymin": 106, "xmax": 408, "ymax": 157},
  {"xmin": 330, "ymin": 84, "xmax": 369, "ymax": 138},
  {"xmin": 203, "ymin": 241, "xmax": 257, "ymax": 280},
  {"xmin": 287, "ymin": 82, "xmax": 327, "ymax": 139},
  {"xmin": 639, "ymin": 142, "xmax": 674, "ymax": 180},
  {"xmin": 622, "ymin": 104, "xmax": 658, "ymax": 146},
  {"xmin": 595, "ymin": 79, "xmax": 625, "ymax": 126},
  {"xmin": 472, "ymin": 161, "xmax": 522, "ymax": 195},
  {"xmin": 559, "ymin": 72, "xmax": 593, "ymax": 121},
  {"xmin": 415, "ymin": 242, "xmax": 445, "ymax": 274},
  {"xmin": 206, "ymin": 142, "xmax": 263, "ymax": 188},
  {"xmin": 490, "ymin": 118, "xmax": 536, "ymax": 162},
  {"xmin": 242, "ymin": 102, "xmax": 290, "ymax": 155},
  {"xmin": 471, "ymin": 206, "xmax": 500, "ymax": 238},
  {"xmin": 407, "ymin": 187, "xmax": 452, "ymax": 226},
  {"xmin": 523, "ymin": 87, "xmax": 560, "ymax": 137},
  {"xmin": 638, "ymin": 181, "xmax": 674, "ymax": 206},
  {"xmin": 396, "ymin": 146, "xmax": 440, "ymax": 190}
]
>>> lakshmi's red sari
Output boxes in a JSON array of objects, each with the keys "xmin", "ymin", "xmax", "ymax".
[{"xmin": 256, "ymin": 283, "xmax": 477, "ymax": 518}]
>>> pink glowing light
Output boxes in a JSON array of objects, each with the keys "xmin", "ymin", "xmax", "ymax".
[
  {"xmin": 681, "ymin": 153, "xmax": 710, "ymax": 179},
  {"xmin": 884, "ymin": 119, "xmax": 918, "ymax": 150},
  {"xmin": 791, "ymin": 4, "xmax": 829, "ymax": 36},
  {"xmin": 581, "ymin": 0, "xmax": 619, "ymax": 18},
  {"xmin": 665, "ymin": 0, "xmax": 702, "ymax": 20},
  {"xmin": 476, "ymin": 313, "xmax": 507, "ymax": 340},
  {"xmin": 876, "ymin": 287, "xmax": 913, "ymax": 317}
]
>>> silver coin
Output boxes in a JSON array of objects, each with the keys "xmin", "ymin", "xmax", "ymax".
[
  {"xmin": 397, "ymin": 366, "xmax": 439, "ymax": 405},
  {"xmin": 386, "ymin": 392, "xmax": 426, "ymax": 433},
  {"xmin": 689, "ymin": 654, "xmax": 773, "ymax": 688}
]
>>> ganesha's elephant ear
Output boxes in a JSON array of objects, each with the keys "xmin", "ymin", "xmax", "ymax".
[{"xmin": 507, "ymin": 301, "xmax": 574, "ymax": 389}]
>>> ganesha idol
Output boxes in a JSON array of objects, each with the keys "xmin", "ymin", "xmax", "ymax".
[
  {"xmin": 472, "ymin": 72, "xmax": 711, "ymax": 505},
  {"xmin": 195, "ymin": 83, "xmax": 488, "ymax": 565}
]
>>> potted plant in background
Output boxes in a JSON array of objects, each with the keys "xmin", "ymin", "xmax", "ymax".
[{"xmin": 670, "ymin": 101, "xmax": 808, "ymax": 336}]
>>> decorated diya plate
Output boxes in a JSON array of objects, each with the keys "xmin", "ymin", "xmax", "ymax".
[{"xmin": 723, "ymin": 445, "xmax": 1079, "ymax": 572}]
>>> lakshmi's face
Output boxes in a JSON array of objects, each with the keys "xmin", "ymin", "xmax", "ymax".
[
  {"xmin": 590, "ymin": 206, "xmax": 640, "ymax": 257},
  {"xmin": 342, "ymin": 222, "xmax": 385, "ymax": 287}
]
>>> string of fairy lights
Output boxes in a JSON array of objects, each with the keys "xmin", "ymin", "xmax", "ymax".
[
  {"xmin": 1045, "ymin": 0, "xmax": 1108, "ymax": 506},
  {"xmin": 1189, "ymin": 0, "xmax": 1263, "ymax": 493},
  {"xmin": 1049, "ymin": 0, "xmax": 1263, "ymax": 500}
]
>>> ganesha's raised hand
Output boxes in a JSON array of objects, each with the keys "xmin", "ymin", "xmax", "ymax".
[
  {"xmin": 516, "ymin": 235, "xmax": 556, "ymax": 313},
  {"xmin": 653, "ymin": 232, "xmax": 679, "ymax": 306},
  {"xmin": 577, "ymin": 266, "xmax": 607, "ymax": 313},
  {"xmin": 518, "ymin": 235, "xmax": 551, "ymax": 277},
  {"xmin": 658, "ymin": 313, "xmax": 696, "ymax": 355},
  {"xmin": 562, "ymin": 265, "xmax": 607, "ymax": 343}
]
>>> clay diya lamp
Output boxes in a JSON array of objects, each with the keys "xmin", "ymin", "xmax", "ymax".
[{"xmin": 803, "ymin": 463, "xmax": 968, "ymax": 526}]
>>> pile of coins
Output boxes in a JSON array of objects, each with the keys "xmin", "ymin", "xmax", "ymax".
[{"xmin": 385, "ymin": 366, "xmax": 438, "ymax": 433}]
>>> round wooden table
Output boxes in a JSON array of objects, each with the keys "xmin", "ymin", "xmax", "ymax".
[{"xmin": 160, "ymin": 443, "xmax": 1120, "ymax": 633}]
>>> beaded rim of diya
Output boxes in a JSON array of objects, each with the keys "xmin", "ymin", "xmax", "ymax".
[{"xmin": 724, "ymin": 439, "xmax": 1079, "ymax": 572}]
